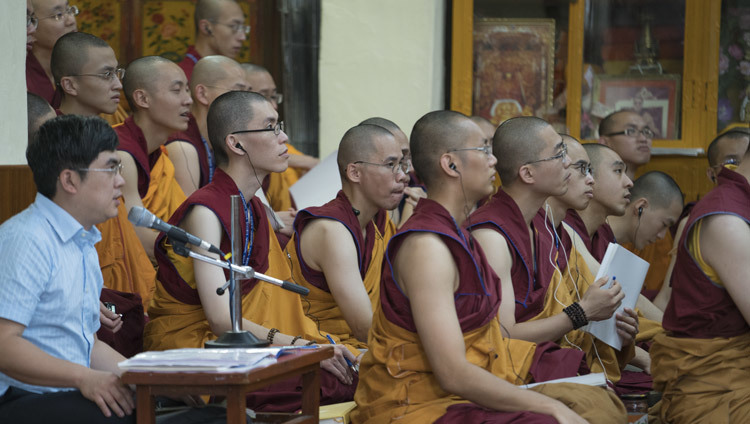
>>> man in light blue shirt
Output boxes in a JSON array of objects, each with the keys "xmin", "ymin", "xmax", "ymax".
[{"xmin": 0, "ymin": 115, "xmax": 135, "ymax": 423}]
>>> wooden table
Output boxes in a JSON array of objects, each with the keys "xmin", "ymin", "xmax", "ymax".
[{"xmin": 122, "ymin": 346, "xmax": 333, "ymax": 424}]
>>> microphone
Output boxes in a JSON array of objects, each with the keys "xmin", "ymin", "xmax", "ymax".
[{"xmin": 128, "ymin": 206, "xmax": 224, "ymax": 256}]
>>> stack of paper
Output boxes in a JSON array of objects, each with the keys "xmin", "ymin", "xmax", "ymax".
[
  {"xmin": 584, "ymin": 242, "xmax": 649, "ymax": 350},
  {"xmin": 522, "ymin": 373, "xmax": 606, "ymax": 389},
  {"xmin": 289, "ymin": 150, "xmax": 341, "ymax": 210},
  {"xmin": 118, "ymin": 348, "xmax": 279, "ymax": 373}
]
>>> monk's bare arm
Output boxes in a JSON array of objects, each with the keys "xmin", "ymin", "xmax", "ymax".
[
  {"xmin": 652, "ymin": 216, "xmax": 686, "ymax": 311},
  {"xmin": 118, "ymin": 151, "xmax": 156, "ymax": 259},
  {"xmin": 635, "ymin": 294, "xmax": 663, "ymax": 323},
  {"xmin": 185, "ymin": 206, "xmax": 355, "ymax": 383},
  {"xmin": 700, "ymin": 214, "xmax": 750, "ymax": 325},
  {"xmin": 395, "ymin": 232, "xmax": 584, "ymax": 422},
  {"xmin": 166, "ymin": 141, "xmax": 201, "ymax": 197},
  {"xmin": 299, "ymin": 219, "xmax": 373, "ymax": 342},
  {"xmin": 474, "ymin": 227, "xmax": 623, "ymax": 343}
]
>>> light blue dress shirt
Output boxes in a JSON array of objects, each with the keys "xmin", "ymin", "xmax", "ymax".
[{"xmin": 0, "ymin": 193, "xmax": 102, "ymax": 395}]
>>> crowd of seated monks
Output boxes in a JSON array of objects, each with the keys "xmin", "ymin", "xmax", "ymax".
[{"xmin": 3, "ymin": 0, "xmax": 750, "ymax": 422}]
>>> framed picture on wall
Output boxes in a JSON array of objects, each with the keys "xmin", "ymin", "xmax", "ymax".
[
  {"xmin": 472, "ymin": 18, "xmax": 555, "ymax": 126},
  {"xmin": 592, "ymin": 74, "xmax": 682, "ymax": 139}
]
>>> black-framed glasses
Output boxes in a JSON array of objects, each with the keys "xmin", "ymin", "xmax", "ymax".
[
  {"xmin": 447, "ymin": 144, "xmax": 493, "ymax": 157},
  {"xmin": 27, "ymin": 14, "xmax": 38, "ymax": 29},
  {"xmin": 353, "ymin": 160, "xmax": 409, "ymax": 175},
  {"xmin": 68, "ymin": 67, "xmax": 125, "ymax": 81},
  {"xmin": 571, "ymin": 162, "xmax": 593, "ymax": 177},
  {"xmin": 231, "ymin": 121, "xmax": 284, "ymax": 136},
  {"xmin": 40, "ymin": 5, "xmax": 79, "ymax": 22},
  {"xmin": 605, "ymin": 127, "xmax": 655, "ymax": 139},
  {"xmin": 78, "ymin": 163, "xmax": 123, "ymax": 177},
  {"xmin": 213, "ymin": 21, "xmax": 251, "ymax": 34},
  {"xmin": 525, "ymin": 143, "xmax": 568, "ymax": 165}
]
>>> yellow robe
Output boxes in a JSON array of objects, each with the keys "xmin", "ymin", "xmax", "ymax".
[
  {"xmin": 95, "ymin": 201, "xmax": 157, "ymax": 311},
  {"xmin": 141, "ymin": 146, "xmax": 187, "ymax": 223},
  {"xmin": 144, "ymin": 211, "xmax": 358, "ymax": 355},
  {"xmin": 529, "ymin": 242, "xmax": 634, "ymax": 383},
  {"xmin": 285, "ymin": 217, "xmax": 395, "ymax": 349},
  {"xmin": 353, "ymin": 298, "xmax": 625, "ymax": 423}
]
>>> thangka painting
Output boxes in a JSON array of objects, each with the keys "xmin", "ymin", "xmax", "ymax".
[{"xmin": 473, "ymin": 18, "xmax": 555, "ymax": 126}]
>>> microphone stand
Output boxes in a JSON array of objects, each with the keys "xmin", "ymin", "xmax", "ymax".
[{"xmin": 170, "ymin": 195, "xmax": 307, "ymax": 348}]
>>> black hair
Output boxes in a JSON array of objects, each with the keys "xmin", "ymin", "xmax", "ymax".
[{"xmin": 207, "ymin": 90, "xmax": 268, "ymax": 166}]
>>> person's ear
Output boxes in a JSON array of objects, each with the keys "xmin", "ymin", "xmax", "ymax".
[
  {"xmin": 633, "ymin": 198, "xmax": 649, "ymax": 217},
  {"xmin": 440, "ymin": 153, "xmax": 459, "ymax": 176},
  {"xmin": 194, "ymin": 84, "xmax": 210, "ymax": 106},
  {"xmin": 199, "ymin": 19, "xmax": 213, "ymax": 36},
  {"xmin": 518, "ymin": 164, "xmax": 534, "ymax": 184},
  {"xmin": 706, "ymin": 167, "xmax": 717, "ymax": 184},
  {"xmin": 58, "ymin": 169, "xmax": 80, "ymax": 195},
  {"xmin": 226, "ymin": 134, "xmax": 245, "ymax": 156},
  {"xmin": 346, "ymin": 162, "xmax": 362, "ymax": 183},
  {"xmin": 131, "ymin": 89, "xmax": 149, "ymax": 110},
  {"xmin": 59, "ymin": 76, "xmax": 78, "ymax": 96}
]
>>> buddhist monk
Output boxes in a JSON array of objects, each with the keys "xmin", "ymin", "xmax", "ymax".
[
  {"xmin": 353, "ymin": 110, "xmax": 626, "ymax": 423},
  {"xmin": 27, "ymin": 0, "xmax": 77, "ymax": 107},
  {"xmin": 650, "ymin": 139, "xmax": 750, "ymax": 423},
  {"xmin": 143, "ymin": 90, "xmax": 357, "ymax": 412},
  {"xmin": 285, "ymin": 124, "xmax": 406, "ymax": 347},
  {"xmin": 359, "ymin": 116, "xmax": 426, "ymax": 228},
  {"xmin": 118, "ymin": 56, "xmax": 193, "ymax": 258},
  {"xmin": 652, "ymin": 128, "xmax": 750, "ymax": 311},
  {"xmin": 598, "ymin": 110, "xmax": 653, "ymax": 181},
  {"xmin": 167, "ymin": 56, "xmax": 250, "ymax": 196},
  {"xmin": 241, "ymin": 63, "xmax": 319, "ymax": 220},
  {"xmin": 178, "ymin": 0, "xmax": 248, "ymax": 81},
  {"xmin": 50, "ymin": 32, "xmax": 156, "ymax": 314}
]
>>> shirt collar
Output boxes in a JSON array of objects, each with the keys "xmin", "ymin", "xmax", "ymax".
[{"xmin": 34, "ymin": 193, "xmax": 102, "ymax": 246}]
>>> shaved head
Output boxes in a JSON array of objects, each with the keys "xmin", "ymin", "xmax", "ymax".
[
  {"xmin": 582, "ymin": 143, "xmax": 618, "ymax": 176},
  {"xmin": 599, "ymin": 110, "xmax": 636, "ymax": 137},
  {"xmin": 207, "ymin": 90, "xmax": 268, "ymax": 166},
  {"xmin": 194, "ymin": 0, "xmax": 237, "ymax": 32},
  {"xmin": 410, "ymin": 110, "xmax": 472, "ymax": 187},
  {"xmin": 51, "ymin": 32, "xmax": 111, "ymax": 85},
  {"xmin": 359, "ymin": 117, "xmax": 402, "ymax": 135},
  {"xmin": 27, "ymin": 92, "xmax": 56, "ymax": 144},
  {"xmin": 707, "ymin": 128, "xmax": 750, "ymax": 166},
  {"xmin": 493, "ymin": 116, "xmax": 551, "ymax": 184},
  {"xmin": 337, "ymin": 124, "xmax": 395, "ymax": 179},
  {"xmin": 630, "ymin": 171, "xmax": 683, "ymax": 210},
  {"xmin": 470, "ymin": 115, "xmax": 496, "ymax": 139},
  {"xmin": 190, "ymin": 55, "xmax": 245, "ymax": 92},
  {"xmin": 240, "ymin": 63, "xmax": 268, "ymax": 75},
  {"xmin": 122, "ymin": 56, "xmax": 175, "ymax": 110}
]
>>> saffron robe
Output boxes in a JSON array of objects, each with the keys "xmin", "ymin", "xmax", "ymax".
[
  {"xmin": 651, "ymin": 169, "xmax": 750, "ymax": 422},
  {"xmin": 352, "ymin": 199, "xmax": 625, "ymax": 424},
  {"xmin": 115, "ymin": 116, "xmax": 186, "ymax": 222},
  {"xmin": 467, "ymin": 190, "xmax": 559, "ymax": 322},
  {"xmin": 177, "ymin": 45, "xmax": 201, "ymax": 81},
  {"xmin": 530, "ymin": 210, "xmax": 634, "ymax": 383},
  {"xmin": 144, "ymin": 169, "xmax": 356, "ymax": 411},
  {"xmin": 26, "ymin": 52, "xmax": 61, "ymax": 108},
  {"xmin": 285, "ymin": 190, "xmax": 395, "ymax": 349},
  {"xmin": 166, "ymin": 114, "xmax": 213, "ymax": 188}
]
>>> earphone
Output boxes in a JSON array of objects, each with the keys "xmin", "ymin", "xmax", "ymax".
[
  {"xmin": 235, "ymin": 143, "xmax": 245, "ymax": 151},
  {"xmin": 205, "ymin": 25, "xmax": 213, "ymax": 35},
  {"xmin": 638, "ymin": 206, "xmax": 643, "ymax": 217},
  {"xmin": 449, "ymin": 163, "xmax": 457, "ymax": 171}
]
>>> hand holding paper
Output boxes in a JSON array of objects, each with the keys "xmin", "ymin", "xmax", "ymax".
[{"xmin": 578, "ymin": 275, "xmax": 624, "ymax": 322}]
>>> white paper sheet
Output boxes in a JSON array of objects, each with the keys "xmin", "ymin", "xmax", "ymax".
[
  {"xmin": 289, "ymin": 150, "xmax": 341, "ymax": 211},
  {"xmin": 584, "ymin": 242, "xmax": 649, "ymax": 350},
  {"xmin": 118, "ymin": 348, "xmax": 279, "ymax": 373},
  {"xmin": 522, "ymin": 372, "xmax": 606, "ymax": 389}
]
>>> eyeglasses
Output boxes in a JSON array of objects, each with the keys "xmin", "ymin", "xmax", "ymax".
[
  {"xmin": 267, "ymin": 93, "xmax": 283, "ymax": 105},
  {"xmin": 68, "ymin": 67, "xmax": 125, "ymax": 81},
  {"xmin": 447, "ymin": 144, "xmax": 493, "ymax": 157},
  {"xmin": 605, "ymin": 127, "xmax": 655, "ymax": 139},
  {"xmin": 27, "ymin": 14, "xmax": 38, "ymax": 29},
  {"xmin": 213, "ymin": 21, "xmax": 251, "ymax": 35},
  {"xmin": 39, "ymin": 5, "xmax": 79, "ymax": 22},
  {"xmin": 571, "ymin": 162, "xmax": 593, "ymax": 177},
  {"xmin": 78, "ymin": 163, "xmax": 123, "ymax": 177},
  {"xmin": 231, "ymin": 121, "xmax": 284, "ymax": 136},
  {"xmin": 525, "ymin": 143, "xmax": 568, "ymax": 165},
  {"xmin": 354, "ymin": 159, "xmax": 409, "ymax": 175}
]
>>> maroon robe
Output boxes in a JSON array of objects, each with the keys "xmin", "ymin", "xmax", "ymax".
[
  {"xmin": 116, "ymin": 116, "xmax": 160, "ymax": 198},
  {"xmin": 177, "ymin": 45, "xmax": 201, "ymax": 81},
  {"xmin": 166, "ymin": 114, "xmax": 213, "ymax": 188},
  {"xmin": 382, "ymin": 198, "xmax": 585, "ymax": 423},
  {"xmin": 290, "ymin": 190, "xmax": 386, "ymax": 292},
  {"xmin": 562, "ymin": 210, "xmax": 614, "ymax": 262},
  {"xmin": 26, "ymin": 53, "xmax": 61, "ymax": 108},
  {"xmin": 467, "ymin": 190, "xmax": 560, "ymax": 322},
  {"xmin": 154, "ymin": 168, "xmax": 356, "ymax": 411},
  {"xmin": 663, "ymin": 167, "xmax": 750, "ymax": 339}
]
